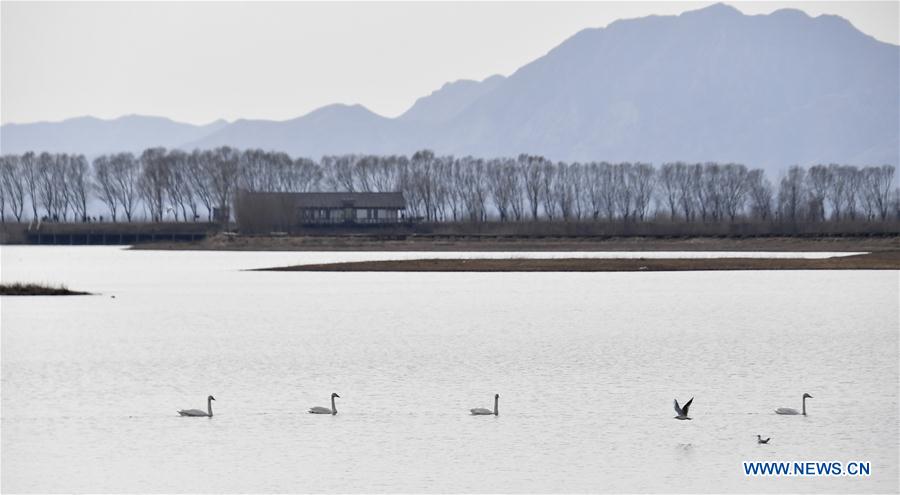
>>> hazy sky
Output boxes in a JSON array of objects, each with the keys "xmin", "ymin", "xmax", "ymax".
[{"xmin": 2, "ymin": 1, "xmax": 897, "ymax": 125}]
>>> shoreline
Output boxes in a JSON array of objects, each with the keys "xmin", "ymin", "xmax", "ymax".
[
  {"xmin": 134, "ymin": 234, "xmax": 900, "ymax": 253},
  {"xmin": 256, "ymin": 251, "xmax": 900, "ymax": 272}
]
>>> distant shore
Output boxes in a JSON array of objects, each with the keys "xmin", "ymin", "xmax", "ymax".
[
  {"xmin": 256, "ymin": 251, "xmax": 900, "ymax": 272},
  {"xmin": 135, "ymin": 234, "xmax": 900, "ymax": 253},
  {"xmin": 0, "ymin": 283, "xmax": 92, "ymax": 296}
]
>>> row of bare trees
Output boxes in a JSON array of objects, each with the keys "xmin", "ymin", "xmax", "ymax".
[
  {"xmin": 1, "ymin": 148, "xmax": 897, "ymax": 225},
  {"xmin": 0, "ymin": 153, "xmax": 91, "ymax": 223},
  {"xmin": 1, "ymin": 148, "xmax": 243, "ymax": 223}
]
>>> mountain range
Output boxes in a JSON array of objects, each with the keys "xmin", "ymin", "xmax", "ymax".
[{"xmin": 2, "ymin": 3, "xmax": 897, "ymax": 174}]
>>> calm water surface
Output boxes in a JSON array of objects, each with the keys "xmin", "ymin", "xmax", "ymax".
[{"xmin": 1, "ymin": 246, "xmax": 897, "ymax": 493}]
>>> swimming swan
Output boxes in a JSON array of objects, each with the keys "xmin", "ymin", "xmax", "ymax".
[
  {"xmin": 178, "ymin": 395, "xmax": 215, "ymax": 417},
  {"xmin": 470, "ymin": 394, "xmax": 499, "ymax": 416},
  {"xmin": 757, "ymin": 435, "xmax": 771, "ymax": 444},
  {"xmin": 309, "ymin": 393, "xmax": 340, "ymax": 415},
  {"xmin": 673, "ymin": 397, "xmax": 693, "ymax": 420},
  {"xmin": 775, "ymin": 393, "xmax": 812, "ymax": 415}
]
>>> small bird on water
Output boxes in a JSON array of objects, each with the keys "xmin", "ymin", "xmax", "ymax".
[
  {"xmin": 178, "ymin": 395, "xmax": 215, "ymax": 417},
  {"xmin": 757, "ymin": 435, "xmax": 771, "ymax": 444},
  {"xmin": 309, "ymin": 393, "xmax": 341, "ymax": 415},
  {"xmin": 673, "ymin": 397, "xmax": 694, "ymax": 420}
]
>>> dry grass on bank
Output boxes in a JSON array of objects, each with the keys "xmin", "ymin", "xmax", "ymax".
[
  {"xmin": 0, "ymin": 282, "xmax": 92, "ymax": 296},
  {"xmin": 258, "ymin": 251, "xmax": 900, "ymax": 272}
]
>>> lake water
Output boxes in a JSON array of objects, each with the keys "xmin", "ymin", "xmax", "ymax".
[{"xmin": 1, "ymin": 246, "xmax": 897, "ymax": 493}]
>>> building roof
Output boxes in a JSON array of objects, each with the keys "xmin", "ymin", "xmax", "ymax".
[{"xmin": 242, "ymin": 191, "xmax": 406, "ymax": 209}]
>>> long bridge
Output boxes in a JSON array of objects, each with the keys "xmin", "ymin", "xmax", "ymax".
[{"xmin": 3, "ymin": 222, "xmax": 218, "ymax": 245}]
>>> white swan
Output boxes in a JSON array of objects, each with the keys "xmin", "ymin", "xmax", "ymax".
[
  {"xmin": 178, "ymin": 395, "xmax": 215, "ymax": 417},
  {"xmin": 775, "ymin": 393, "xmax": 812, "ymax": 415},
  {"xmin": 470, "ymin": 394, "xmax": 499, "ymax": 416},
  {"xmin": 309, "ymin": 393, "xmax": 340, "ymax": 415},
  {"xmin": 673, "ymin": 397, "xmax": 693, "ymax": 420}
]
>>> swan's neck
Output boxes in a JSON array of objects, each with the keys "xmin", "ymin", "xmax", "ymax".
[
  {"xmin": 801, "ymin": 396, "xmax": 806, "ymax": 416},
  {"xmin": 207, "ymin": 398, "xmax": 213, "ymax": 417},
  {"xmin": 494, "ymin": 396, "xmax": 499, "ymax": 416},
  {"xmin": 331, "ymin": 396, "xmax": 337, "ymax": 415}
]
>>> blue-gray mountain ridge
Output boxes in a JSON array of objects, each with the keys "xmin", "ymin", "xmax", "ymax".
[{"xmin": 2, "ymin": 3, "xmax": 897, "ymax": 174}]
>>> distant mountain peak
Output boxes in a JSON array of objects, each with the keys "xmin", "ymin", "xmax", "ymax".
[
  {"xmin": 769, "ymin": 7, "xmax": 811, "ymax": 20},
  {"xmin": 303, "ymin": 103, "xmax": 387, "ymax": 124},
  {"xmin": 310, "ymin": 103, "xmax": 375, "ymax": 115},
  {"xmin": 685, "ymin": 3, "xmax": 742, "ymax": 17}
]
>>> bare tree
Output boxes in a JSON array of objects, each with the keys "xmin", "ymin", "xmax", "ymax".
[
  {"xmin": 56, "ymin": 154, "xmax": 76, "ymax": 221},
  {"xmin": 658, "ymin": 162, "xmax": 682, "ymax": 221},
  {"xmin": 519, "ymin": 154, "xmax": 546, "ymax": 220},
  {"xmin": 863, "ymin": 164, "xmax": 896, "ymax": 220},
  {"xmin": 824, "ymin": 164, "xmax": 846, "ymax": 220},
  {"xmin": 571, "ymin": 163, "xmax": 589, "ymax": 220},
  {"xmin": 110, "ymin": 153, "xmax": 141, "ymax": 221},
  {"xmin": 322, "ymin": 155, "xmax": 358, "ymax": 192},
  {"xmin": 631, "ymin": 162, "xmax": 655, "ymax": 221},
  {"xmin": 20, "ymin": 152, "xmax": 40, "ymax": 221},
  {"xmin": 840, "ymin": 165, "xmax": 862, "ymax": 219},
  {"xmin": 187, "ymin": 150, "xmax": 215, "ymax": 220},
  {"xmin": 778, "ymin": 166, "xmax": 807, "ymax": 225},
  {"xmin": 584, "ymin": 162, "xmax": 601, "ymax": 220},
  {"xmin": 445, "ymin": 158, "xmax": 465, "ymax": 221},
  {"xmin": 354, "ymin": 155, "xmax": 382, "ymax": 193},
  {"xmin": 93, "ymin": 155, "xmax": 120, "ymax": 221},
  {"xmin": 486, "ymin": 158, "xmax": 518, "ymax": 221},
  {"xmin": 206, "ymin": 146, "xmax": 241, "ymax": 222},
  {"xmin": 746, "ymin": 169, "xmax": 773, "ymax": 221},
  {"xmin": 719, "ymin": 163, "xmax": 749, "ymax": 222},
  {"xmin": 238, "ymin": 149, "xmax": 266, "ymax": 192},
  {"xmin": 284, "ymin": 157, "xmax": 322, "ymax": 192},
  {"xmin": 595, "ymin": 162, "xmax": 617, "ymax": 221},
  {"xmin": 408, "ymin": 150, "xmax": 439, "ymax": 221},
  {"xmin": 699, "ymin": 162, "xmax": 721, "ymax": 221},
  {"xmin": 676, "ymin": 163, "xmax": 699, "ymax": 222},
  {"xmin": 366, "ymin": 155, "xmax": 401, "ymax": 193},
  {"xmin": 165, "ymin": 150, "xmax": 194, "ymax": 221},
  {"xmin": 552, "ymin": 162, "xmax": 577, "ymax": 220},
  {"xmin": 507, "ymin": 163, "xmax": 525, "ymax": 221},
  {"xmin": 457, "ymin": 157, "xmax": 489, "ymax": 221},
  {"xmin": 0, "ymin": 157, "xmax": 6, "ymax": 222},
  {"xmin": 36, "ymin": 152, "xmax": 62, "ymax": 220},
  {"xmin": 806, "ymin": 164, "xmax": 831, "ymax": 222},
  {"xmin": 432, "ymin": 155, "xmax": 454, "ymax": 221},
  {"xmin": 139, "ymin": 148, "xmax": 170, "ymax": 222},
  {"xmin": 540, "ymin": 160, "xmax": 558, "ymax": 220},
  {"xmin": 0, "ymin": 155, "xmax": 27, "ymax": 221},
  {"xmin": 612, "ymin": 163, "xmax": 635, "ymax": 221},
  {"xmin": 66, "ymin": 155, "xmax": 91, "ymax": 222}
]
